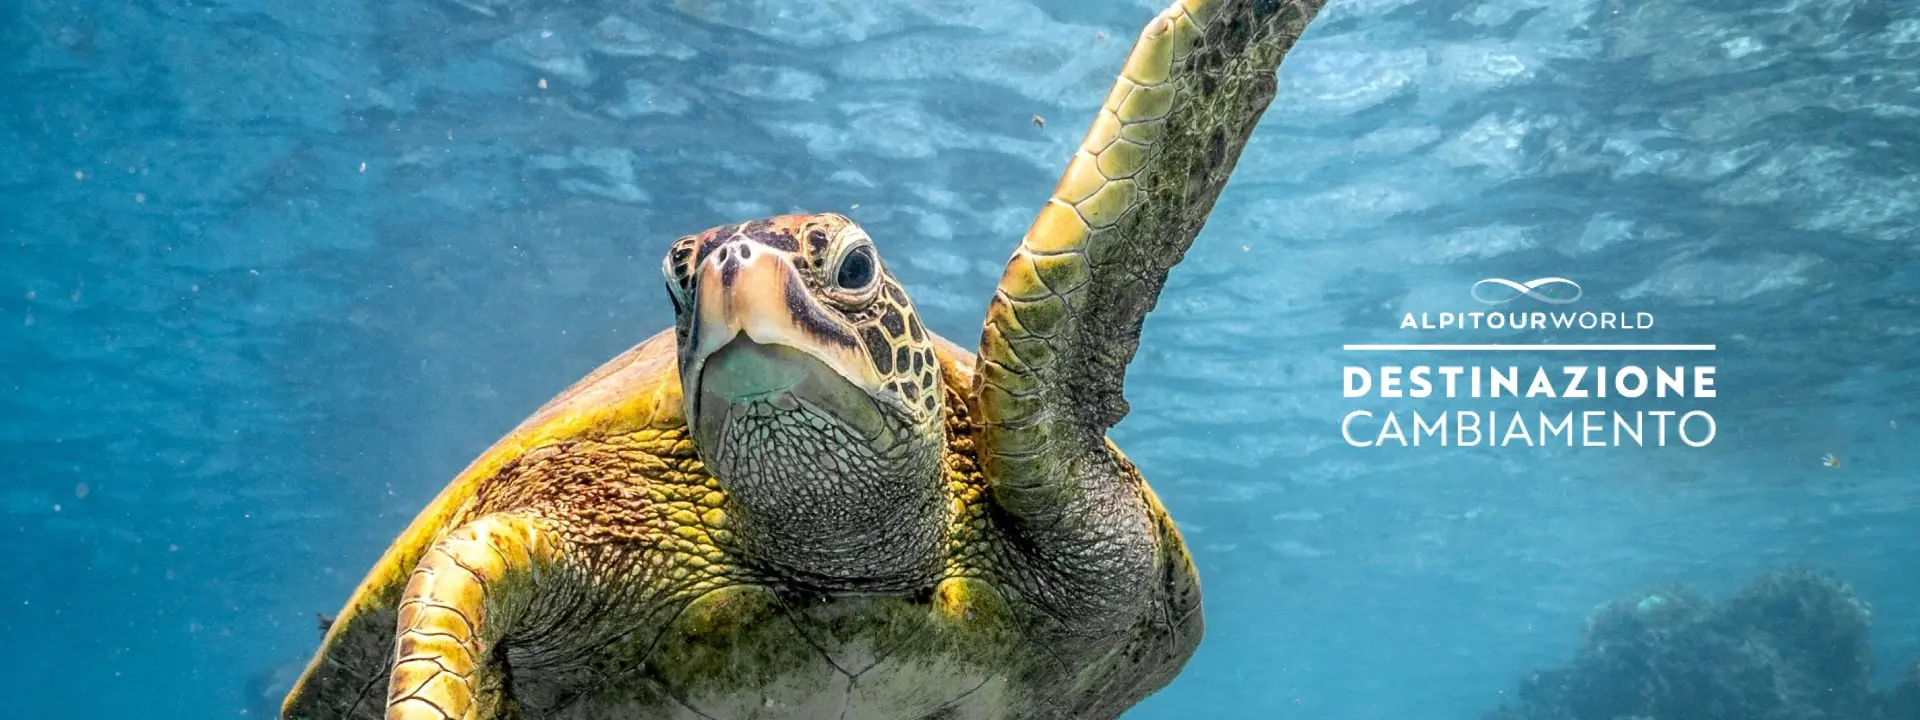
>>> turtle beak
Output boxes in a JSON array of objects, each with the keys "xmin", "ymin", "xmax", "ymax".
[
  {"xmin": 687, "ymin": 241, "xmax": 809, "ymax": 375},
  {"xmin": 680, "ymin": 241, "xmax": 885, "ymax": 439}
]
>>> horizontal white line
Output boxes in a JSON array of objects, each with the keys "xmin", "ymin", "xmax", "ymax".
[{"xmin": 1343, "ymin": 344, "xmax": 1716, "ymax": 352}]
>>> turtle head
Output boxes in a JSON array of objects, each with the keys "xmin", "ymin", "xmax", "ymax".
[{"xmin": 661, "ymin": 212, "xmax": 946, "ymax": 587}]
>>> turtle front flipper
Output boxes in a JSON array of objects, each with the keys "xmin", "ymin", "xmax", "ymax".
[
  {"xmin": 280, "ymin": 512, "xmax": 569, "ymax": 720},
  {"xmin": 380, "ymin": 513, "xmax": 566, "ymax": 720},
  {"xmin": 975, "ymin": 0, "xmax": 1320, "ymax": 641},
  {"xmin": 978, "ymin": 0, "xmax": 1326, "ymax": 518}
]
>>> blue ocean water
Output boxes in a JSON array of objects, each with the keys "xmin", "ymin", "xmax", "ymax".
[{"xmin": 5, "ymin": 0, "xmax": 1919, "ymax": 718}]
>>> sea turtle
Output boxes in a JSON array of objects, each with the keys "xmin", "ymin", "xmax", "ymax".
[{"xmin": 282, "ymin": 0, "xmax": 1327, "ymax": 717}]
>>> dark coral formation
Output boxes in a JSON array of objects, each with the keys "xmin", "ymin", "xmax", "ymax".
[
  {"xmin": 1888, "ymin": 661, "xmax": 1920, "ymax": 720},
  {"xmin": 1488, "ymin": 568, "xmax": 1920, "ymax": 720}
]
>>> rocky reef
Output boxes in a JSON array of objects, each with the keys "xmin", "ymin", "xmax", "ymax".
[{"xmin": 1488, "ymin": 568, "xmax": 1920, "ymax": 720}]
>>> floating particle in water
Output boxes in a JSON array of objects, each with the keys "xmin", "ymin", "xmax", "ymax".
[
  {"xmin": 1821, "ymin": 453, "xmax": 1841, "ymax": 468},
  {"xmin": 539, "ymin": 77, "xmax": 548, "ymax": 89},
  {"xmin": 75, "ymin": 482, "xmax": 89, "ymax": 499},
  {"xmin": 1031, "ymin": 114, "xmax": 1045, "ymax": 128},
  {"xmin": 358, "ymin": 162, "xmax": 366, "ymax": 173},
  {"xmin": 134, "ymin": 193, "xmax": 145, "ymax": 203},
  {"xmin": 73, "ymin": 170, "xmax": 84, "ymax": 180}
]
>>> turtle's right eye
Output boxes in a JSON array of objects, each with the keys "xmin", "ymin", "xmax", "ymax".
[{"xmin": 661, "ymin": 251, "xmax": 692, "ymax": 313}]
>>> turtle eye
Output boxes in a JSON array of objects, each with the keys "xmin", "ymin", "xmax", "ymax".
[
  {"xmin": 834, "ymin": 244, "xmax": 877, "ymax": 291},
  {"xmin": 661, "ymin": 252, "xmax": 692, "ymax": 313}
]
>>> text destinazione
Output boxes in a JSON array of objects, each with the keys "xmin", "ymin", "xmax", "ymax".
[{"xmin": 1340, "ymin": 365, "xmax": 1717, "ymax": 448}]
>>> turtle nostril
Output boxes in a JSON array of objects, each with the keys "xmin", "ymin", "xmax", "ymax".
[{"xmin": 714, "ymin": 243, "xmax": 756, "ymax": 265}]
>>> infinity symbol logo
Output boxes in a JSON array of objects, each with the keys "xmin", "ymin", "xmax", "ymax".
[{"xmin": 1471, "ymin": 277, "xmax": 1583, "ymax": 305}]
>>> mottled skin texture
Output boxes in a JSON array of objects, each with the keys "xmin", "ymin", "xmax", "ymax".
[{"xmin": 282, "ymin": 0, "xmax": 1327, "ymax": 717}]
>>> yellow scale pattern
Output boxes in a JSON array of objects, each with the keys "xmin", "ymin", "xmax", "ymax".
[
  {"xmin": 387, "ymin": 516, "xmax": 562, "ymax": 720},
  {"xmin": 975, "ymin": 0, "xmax": 1219, "ymax": 515}
]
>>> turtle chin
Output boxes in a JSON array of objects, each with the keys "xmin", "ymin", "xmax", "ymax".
[{"xmin": 687, "ymin": 338, "xmax": 945, "ymax": 590}]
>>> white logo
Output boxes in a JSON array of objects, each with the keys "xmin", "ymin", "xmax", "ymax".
[{"xmin": 1471, "ymin": 277, "xmax": 1582, "ymax": 305}]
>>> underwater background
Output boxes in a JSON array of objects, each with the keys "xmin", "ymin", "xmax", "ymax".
[{"xmin": 5, "ymin": 0, "xmax": 1920, "ymax": 717}]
